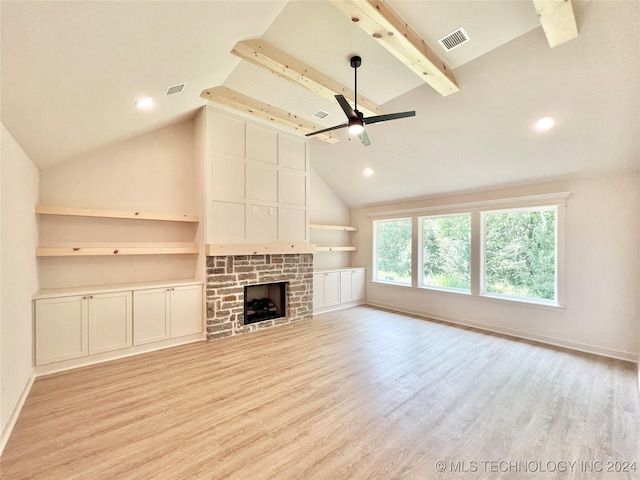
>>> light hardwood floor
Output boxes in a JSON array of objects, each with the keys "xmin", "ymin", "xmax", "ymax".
[{"xmin": 2, "ymin": 306, "xmax": 639, "ymax": 479}]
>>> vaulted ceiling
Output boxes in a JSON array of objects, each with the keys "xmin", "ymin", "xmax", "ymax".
[{"xmin": 1, "ymin": 1, "xmax": 638, "ymax": 208}]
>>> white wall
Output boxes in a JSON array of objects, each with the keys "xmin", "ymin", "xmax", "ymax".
[
  {"xmin": 38, "ymin": 120, "xmax": 199, "ymax": 288},
  {"xmin": 1, "ymin": 123, "xmax": 39, "ymax": 450},
  {"xmin": 310, "ymin": 168, "xmax": 352, "ymax": 270},
  {"xmin": 352, "ymin": 174, "xmax": 639, "ymax": 361}
]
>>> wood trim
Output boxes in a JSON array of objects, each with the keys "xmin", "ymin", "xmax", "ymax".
[
  {"xmin": 310, "ymin": 224, "xmax": 358, "ymax": 232},
  {"xmin": 200, "ymin": 86, "xmax": 339, "ymax": 144},
  {"xmin": 366, "ymin": 192, "xmax": 573, "ymax": 218},
  {"xmin": 329, "ymin": 0, "xmax": 458, "ymax": 96},
  {"xmin": 36, "ymin": 246, "xmax": 199, "ymax": 257},
  {"xmin": 35, "ymin": 205, "xmax": 199, "ymax": 223},
  {"xmin": 231, "ymin": 39, "xmax": 382, "ymax": 117},
  {"xmin": 315, "ymin": 246, "xmax": 357, "ymax": 252},
  {"xmin": 205, "ymin": 243, "xmax": 317, "ymax": 256},
  {"xmin": 533, "ymin": 0, "xmax": 579, "ymax": 48}
]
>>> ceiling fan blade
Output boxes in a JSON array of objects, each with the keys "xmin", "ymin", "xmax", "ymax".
[
  {"xmin": 335, "ymin": 94, "xmax": 358, "ymax": 121},
  {"xmin": 364, "ymin": 111, "xmax": 416, "ymax": 126},
  {"xmin": 359, "ymin": 128, "xmax": 371, "ymax": 147},
  {"xmin": 305, "ymin": 123, "xmax": 348, "ymax": 137}
]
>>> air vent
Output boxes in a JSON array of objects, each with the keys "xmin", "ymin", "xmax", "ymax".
[
  {"xmin": 165, "ymin": 83, "xmax": 186, "ymax": 96},
  {"xmin": 439, "ymin": 28, "xmax": 469, "ymax": 52},
  {"xmin": 313, "ymin": 110, "xmax": 330, "ymax": 120}
]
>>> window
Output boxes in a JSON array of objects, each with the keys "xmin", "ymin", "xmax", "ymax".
[
  {"xmin": 421, "ymin": 214, "xmax": 471, "ymax": 292},
  {"xmin": 483, "ymin": 207, "xmax": 557, "ymax": 302},
  {"xmin": 374, "ymin": 218, "xmax": 412, "ymax": 285},
  {"xmin": 371, "ymin": 193, "xmax": 567, "ymax": 307}
]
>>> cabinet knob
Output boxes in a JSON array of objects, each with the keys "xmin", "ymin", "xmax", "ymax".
[
  {"xmin": 89, "ymin": 295, "xmax": 94, "ymax": 299},
  {"xmin": 83, "ymin": 296, "xmax": 87, "ymax": 300}
]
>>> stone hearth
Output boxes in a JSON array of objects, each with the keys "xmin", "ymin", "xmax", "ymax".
[{"xmin": 206, "ymin": 254, "xmax": 313, "ymax": 340}]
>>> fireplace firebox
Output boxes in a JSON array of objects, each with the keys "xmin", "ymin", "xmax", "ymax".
[{"xmin": 244, "ymin": 282, "xmax": 287, "ymax": 325}]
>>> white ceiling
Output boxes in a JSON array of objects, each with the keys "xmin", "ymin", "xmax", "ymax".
[{"xmin": 2, "ymin": 1, "xmax": 639, "ymax": 208}]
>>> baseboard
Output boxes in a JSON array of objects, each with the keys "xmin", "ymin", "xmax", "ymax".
[
  {"xmin": 34, "ymin": 334, "xmax": 205, "ymax": 377},
  {"xmin": 0, "ymin": 371, "xmax": 35, "ymax": 456},
  {"xmin": 365, "ymin": 300, "xmax": 638, "ymax": 363},
  {"xmin": 313, "ymin": 300, "xmax": 365, "ymax": 316}
]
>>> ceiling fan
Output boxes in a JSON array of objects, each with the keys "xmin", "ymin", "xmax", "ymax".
[{"xmin": 305, "ymin": 56, "xmax": 416, "ymax": 146}]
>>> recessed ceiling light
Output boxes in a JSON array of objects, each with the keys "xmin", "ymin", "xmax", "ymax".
[
  {"xmin": 535, "ymin": 116, "xmax": 555, "ymax": 131},
  {"xmin": 363, "ymin": 168, "xmax": 374, "ymax": 177},
  {"xmin": 136, "ymin": 97, "xmax": 154, "ymax": 110}
]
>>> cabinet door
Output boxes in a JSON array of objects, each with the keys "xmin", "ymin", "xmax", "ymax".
[
  {"xmin": 35, "ymin": 296, "xmax": 88, "ymax": 365},
  {"xmin": 89, "ymin": 291, "xmax": 132, "ymax": 354},
  {"xmin": 324, "ymin": 272, "xmax": 340, "ymax": 307},
  {"xmin": 170, "ymin": 285, "xmax": 203, "ymax": 338},
  {"xmin": 340, "ymin": 271, "xmax": 354, "ymax": 303},
  {"xmin": 313, "ymin": 274, "xmax": 325, "ymax": 310},
  {"xmin": 133, "ymin": 288, "xmax": 171, "ymax": 345},
  {"xmin": 352, "ymin": 269, "xmax": 366, "ymax": 301}
]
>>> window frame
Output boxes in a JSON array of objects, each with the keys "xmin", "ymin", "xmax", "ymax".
[
  {"xmin": 480, "ymin": 205, "xmax": 560, "ymax": 306},
  {"xmin": 369, "ymin": 192, "xmax": 568, "ymax": 308},
  {"xmin": 372, "ymin": 217, "xmax": 413, "ymax": 286},
  {"xmin": 418, "ymin": 213, "xmax": 472, "ymax": 294}
]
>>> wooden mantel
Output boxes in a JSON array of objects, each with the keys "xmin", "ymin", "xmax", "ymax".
[{"xmin": 205, "ymin": 244, "xmax": 317, "ymax": 256}]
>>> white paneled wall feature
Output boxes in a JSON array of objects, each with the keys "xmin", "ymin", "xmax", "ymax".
[
  {"xmin": 280, "ymin": 207, "xmax": 308, "ymax": 242},
  {"xmin": 202, "ymin": 107, "xmax": 309, "ymax": 245},
  {"xmin": 279, "ymin": 170, "xmax": 307, "ymax": 206},
  {"xmin": 248, "ymin": 204, "xmax": 278, "ymax": 242},
  {"xmin": 210, "ymin": 113, "xmax": 245, "ymax": 158},
  {"xmin": 246, "ymin": 124, "xmax": 277, "ymax": 164},
  {"xmin": 279, "ymin": 135, "xmax": 306, "ymax": 171},
  {"xmin": 212, "ymin": 155, "xmax": 245, "ymax": 200},
  {"xmin": 249, "ymin": 161, "xmax": 278, "ymax": 202},
  {"xmin": 211, "ymin": 201, "xmax": 246, "ymax": 242}
]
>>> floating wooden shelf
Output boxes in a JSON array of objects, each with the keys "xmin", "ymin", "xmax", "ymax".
[
  {"xmin": 37, "ymin": 246, "xmax": 199, "ymax": 257},
  {"xmin": 36, "ymin": 205, "xmax": 199, "ymax": 223},
  {"xmin": 206, "ymin": 243, "xmax": 317, "ymax": 256},
  {"xmin": 315, "ymin": 246, "xmax": 357, "ymax": 252},
  {"xmin": 309, "ymin": 224, "xmax": 357, "ymax": 232}
]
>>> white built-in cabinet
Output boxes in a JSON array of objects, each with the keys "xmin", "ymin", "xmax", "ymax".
[
  {"xmin": 88, "ymin": 291, "xmax": 133, "ymax": 354},
  {"xmin": 134, "ymin": 284, "xmax": 203, "ymax": 344},
  {"xmin": 203, "ymin": 107, "xmax": 310, "ymax": 246},
  {"xmin": 34, "ymin": 281, "xmax": 203, "ymax": 369},
  {"xmin": 35, "ymin": 291, "xmax": 132, "ymax": 365},
  {"xmin": 340, "ymin": 269, "xmax": 366, "ymax": 303},
  {"xmin": 313, "ymin": 268, "xmax": 366, "ymax": 313}
]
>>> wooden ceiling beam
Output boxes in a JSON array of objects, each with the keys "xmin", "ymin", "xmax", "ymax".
[
  {"xmin": 231, "ymin": 39, "xmax": 382, "ymax": 117},
  {"xmin": 200, "ymin": 86, "xmax": 339, "ymax": 144},
  {"xmin": 329, "ymin": 0, "xmax": 459, "ymax": 96},
  {"xmin": 533, "ymin": 0, "xmax": 579, "ymax": 48}
]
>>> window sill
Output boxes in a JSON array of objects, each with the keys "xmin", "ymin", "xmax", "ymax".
[
  {"xmin": 371, "ymin": 280, "xmax": 412, "ymax": 288},
  {"xmin": 374, "ymin": 282, "xmax": 566, "ymax": 312},
  {"xmin": 478, "ymin": 293, "xmax": 565, "ymax": 311}
]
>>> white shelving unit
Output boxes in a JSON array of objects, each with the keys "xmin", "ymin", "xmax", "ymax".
[
  {"xmin": 35, "ymin": 205, "xmax": 200, "ymax": 257},
  {"xmin": 310, "ymin": 224, "xmax": 358, "ymax": 252}
]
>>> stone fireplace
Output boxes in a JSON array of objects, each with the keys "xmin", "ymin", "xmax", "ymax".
[{"xmin": 206, "ymin": 253, "xmax": 313, "ymax": 340}]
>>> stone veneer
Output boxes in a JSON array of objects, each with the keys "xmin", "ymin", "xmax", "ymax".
[{"xmin": 206, "ymin": 254, "xmax": 313, "ymax": 340}]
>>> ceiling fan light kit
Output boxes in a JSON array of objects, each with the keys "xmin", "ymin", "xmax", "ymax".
[{"xmin": 306, "ymin": 56, "xmax": 415, "ymax": 146}]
